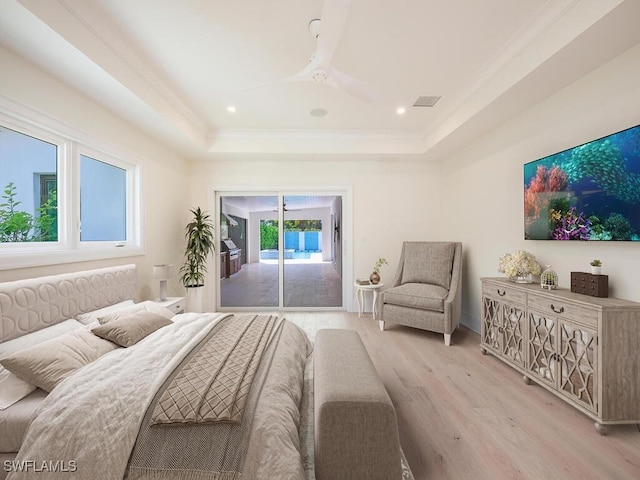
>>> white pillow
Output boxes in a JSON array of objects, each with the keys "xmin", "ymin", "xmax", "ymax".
[
  {"xmin": 75, "ymin": 300, "xmax": 135, "ymax": 325},
  {"xmin": 97, "ymin": 301, "xmax": 175, "ymax": 325},
  {"xmin": 0, "ymin": 319, "xmax": 84, "ymax": 410},
  {"xmin": 0, "ymin": 368, "xmax": 36, "ymax": 410},
  {"xmin": 0, "ymin": 328, "xmax": 119, "ymax": 392}
]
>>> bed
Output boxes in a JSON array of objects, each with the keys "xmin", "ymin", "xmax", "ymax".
[
  {"xmin": 0, "ymin": 265, "xmax": 312, "ymax": 480},
  {"xmin": 0, "ymin": 265, "xmax": 408, "ymax": 480}
]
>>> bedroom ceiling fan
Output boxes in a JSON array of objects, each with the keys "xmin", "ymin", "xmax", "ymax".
[
  {"xmin": 273, "ymin": 203, "xmax": 302, "ymax": 212},
  {"xmin": 246, "ymin": 0, "xmax": 379, "ymax": 103}
]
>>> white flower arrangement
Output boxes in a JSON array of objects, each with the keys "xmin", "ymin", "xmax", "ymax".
[{"xmin": 498, "ymin": 250, "xmax": 542, "ymax": 278}]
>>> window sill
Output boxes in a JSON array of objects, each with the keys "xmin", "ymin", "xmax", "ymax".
[{"xmin": 0, "ymin": 246, "xmax": 145, "ymax": 271}]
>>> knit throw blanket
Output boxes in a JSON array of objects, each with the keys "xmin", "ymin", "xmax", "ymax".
[{"xmin": 127, "ymin": 314, "xmax": 282, "ymax": 480}]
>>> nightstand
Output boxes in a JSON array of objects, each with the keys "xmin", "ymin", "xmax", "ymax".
[{"xmin": 156, "ymin": 296, "xmax": 185, "ymax": 315}]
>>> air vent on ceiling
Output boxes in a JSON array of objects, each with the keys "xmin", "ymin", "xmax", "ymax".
[{"xmin": 413, "ymin": 96, "xmax": 441, "ymax": 107}]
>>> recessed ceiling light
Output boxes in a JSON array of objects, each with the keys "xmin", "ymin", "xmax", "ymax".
[
  {"xmin": 227, "ymin": 105, "xmax": 237, "ymax": 113},
  {"xmin": 396, "ymin": 106, "xmax": 406, "ymax": 115},
  {"xmin": 310, "ymin": 108, "xmax": 328, "ymax": 117}
]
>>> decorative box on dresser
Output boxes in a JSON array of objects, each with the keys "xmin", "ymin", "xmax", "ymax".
[{"xmin": 480, "ymin": 277, "xmax": 640, "ymax": 434}]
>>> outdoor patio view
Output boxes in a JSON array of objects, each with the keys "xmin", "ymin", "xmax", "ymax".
[
  {"xmin": 219, "ymin": 194, "xmax": 342, "ymax": 309},
  {"xmin": 259, "ymin": 220, "xmax": 323, "ymax": 263}
]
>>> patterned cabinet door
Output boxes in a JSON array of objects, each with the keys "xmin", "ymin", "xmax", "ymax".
[
  {"xmin": 527, "ymin": 311, "xmax": 558, "ymax": 387},
  {"xmin": 558, "ymin": 322, "xmax": 598, "ymax": 413},
  {"xmin": 482, "ymin": 296, "xmax": 501, "ymax": 353},
  {"xmin": 501, "ymin": 303, "xmax": 525, "ymax": 367}
]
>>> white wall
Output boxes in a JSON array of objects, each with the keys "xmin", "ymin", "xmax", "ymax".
[
  {"xmin": 0, "ymin": 46, "xmax": 191, "ymax": 301},
  {"xmin": 440, "ymin": 42, "xmax": 640, "ymax": 332},
  {"xmin": 191, "ymin": 157, "xmax": 442, "ymax": 311}
]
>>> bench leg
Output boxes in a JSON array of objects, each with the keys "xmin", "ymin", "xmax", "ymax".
[
  {"xmin": 378, "ymin": 320, "xmax": 385, "ymax": 331},
  {"xmin": 444, "ymin": 333, "xmax": 451, "ymax": 346}
]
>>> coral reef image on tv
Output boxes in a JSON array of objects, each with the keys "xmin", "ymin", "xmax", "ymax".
[{"xmin": 524, "ymin": 124, "xmax": 640, "ymax": 241}]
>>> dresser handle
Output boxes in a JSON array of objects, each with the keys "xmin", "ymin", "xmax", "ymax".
[
  {"xmin": 497, "ymin": 289, "xmax": 506, "ymax": 296},
  {"xmin": 551, "ymin": 304, "xmax": 564, "ymax": 314}
]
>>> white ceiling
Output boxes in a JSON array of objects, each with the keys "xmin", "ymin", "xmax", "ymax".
[{"xmin": 1, "ymin": 0, "xmax": 640, "ymax": 159}]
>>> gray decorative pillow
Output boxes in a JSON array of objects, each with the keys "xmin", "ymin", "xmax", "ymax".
[
  {"xmin": 96, "ymin": 301, "xmax": 174, "ymax": 325},
  {"xmin": 92, "ymin": 310, "xmax": 172, "ymax": 347},
  {"xmin": 401, "ymin": 243, "xmax": 455, "ymax": 289},
  {"xmin": 0, "ymin": 328, "xmax": 119, "ymax": 392},
  {"xmin": 75, "ymin": 300, "xmax": 135, "ymax": 325}
]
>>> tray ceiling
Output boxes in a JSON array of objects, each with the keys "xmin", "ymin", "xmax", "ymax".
[{"xmin": 1, "ymin": 0, "xmax": 639, "ymax": 158}]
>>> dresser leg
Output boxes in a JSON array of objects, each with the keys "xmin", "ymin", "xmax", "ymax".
[
  {"xmin": 523, "ymin": 375, "xmax": 532, "ymax": 385},
  {"xmin": 480, "ymin": 347, "xmax": 487, "ymax": 355},
  {"xmin": 594, "ymin": 422, "xmax": 608, "ymax": 435}
]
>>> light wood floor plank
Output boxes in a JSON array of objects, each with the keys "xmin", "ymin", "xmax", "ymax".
[{"xmin": 282, "ymin": 311, "xmax": 640, "ymax": 480}]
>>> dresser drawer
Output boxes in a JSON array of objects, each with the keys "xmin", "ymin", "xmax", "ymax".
[
  {"xmin": 527, "ymin": 293, "xmax": 598, "ymax": 327},
  {"xmin": 482, "ymin": 283, "xmax": 526, "ymax": 305}
]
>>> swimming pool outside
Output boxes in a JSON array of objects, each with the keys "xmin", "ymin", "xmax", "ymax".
[{"xmin": 259, "ymin": 249, "xmax": 325, "ymax": 263}]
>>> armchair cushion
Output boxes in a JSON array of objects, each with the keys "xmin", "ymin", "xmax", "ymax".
[
  {"xmin": 382, "ymin": 283, "xmax": 449, "ymax": 313},
  {"xmin": 401, "ymin": 242, "xmax": 455, "ymax": 289}
]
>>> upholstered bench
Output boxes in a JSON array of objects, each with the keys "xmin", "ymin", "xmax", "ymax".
[{"xmin": 314, "ymin": 329, "xmax": 402, "ymax": 480}]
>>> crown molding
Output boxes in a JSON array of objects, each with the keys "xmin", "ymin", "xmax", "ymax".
[
  {"xmin": 207, "ymin": 128, "xmax": 428, "ymax": 154},
  {"xmin": 17, "ymin": 0, "xmax": 210, "ymax": 148}
]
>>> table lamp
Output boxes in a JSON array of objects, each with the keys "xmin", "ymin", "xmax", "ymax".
[{"xmin": 152, "ymin": 264, "xmax": 173, "ymax": 301}]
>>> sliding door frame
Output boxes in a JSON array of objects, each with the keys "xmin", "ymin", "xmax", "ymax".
[{"xmin": 211, "ymin": 186, "xmax": 353, "ymax": 312}]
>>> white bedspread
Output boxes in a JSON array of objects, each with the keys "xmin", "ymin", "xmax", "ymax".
[
  {"xmin": 7, "ymin": 312, "xmax": 312, "ymax": 480},
  {"xmin": 7, "ymin": 313, "xmax": 229, "ymax": 480}
]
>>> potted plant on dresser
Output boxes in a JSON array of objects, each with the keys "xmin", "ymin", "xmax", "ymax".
[{"xmin": 180, "ymin": 207, "xmax": 215, "ymax": 313}]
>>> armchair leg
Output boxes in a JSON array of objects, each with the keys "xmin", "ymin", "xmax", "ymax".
[
  {"xmin": 444, "ymin": 333, "xmax": 451, "ymax": 346},
  {"xmin": 378, "ymin": 320, "xmax": 385, "ymax": 331}
]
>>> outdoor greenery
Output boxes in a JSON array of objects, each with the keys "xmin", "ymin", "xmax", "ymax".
[
  {"xmin": 260, "ymin": 220, "xmax": 279, "ymax": 250},
  {"xmin": 0, "ymin": 182, "xmax": 57, "ymax": 242},
  {"xmin": 284, "ymin": 219, "xmax": 321, "ymax": 231},
  {"xmin": 180, "ymin": 207, "xmax": 215, "ymax": 287},
  {"xmin": 259, "ymin": 219, "xmax": 322, "ymax": 250}
]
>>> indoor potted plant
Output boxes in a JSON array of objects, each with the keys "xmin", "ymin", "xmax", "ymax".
[
  {"xmin": 180, "ymin": 207, "xmax": 215, "ymax": 312},
  {"xmin": 370, "ymin": 257, "xmax": 388, "ymax": 285},
  {"xmin": 590, "ymin": 259, "xmax": 602, "ymax": 275}
]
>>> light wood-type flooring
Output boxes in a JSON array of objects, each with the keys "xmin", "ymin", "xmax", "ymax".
[{"xmin": 284, "ymin": 311, "xmax": 640, "ymax": 480}]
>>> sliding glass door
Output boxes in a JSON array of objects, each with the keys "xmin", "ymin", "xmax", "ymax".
[
  {"xmin": 219, "ymin": 194, "xmax": 279, "ymax": 308},
  {"xmin": 283, "ymin": 195, "xmax": 342, "ymax": 308},
  {"xmin": 218, "ymin": 192, "xmax": 342, "ymax": 310}
]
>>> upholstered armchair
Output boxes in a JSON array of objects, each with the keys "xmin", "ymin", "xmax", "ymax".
[{"xmin": 378, "ymin": 242, "xmax": 462, "ymax": 346}]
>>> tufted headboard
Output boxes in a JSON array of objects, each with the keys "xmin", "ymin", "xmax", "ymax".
[{"xmin": 0, "ymin": 264, "xmax": 137, "ymax": 343}]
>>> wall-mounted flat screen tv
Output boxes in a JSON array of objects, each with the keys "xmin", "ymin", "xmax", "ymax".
[{"xmin": 524, "ymin": 124, "xmax": 640, "ymax": 241}]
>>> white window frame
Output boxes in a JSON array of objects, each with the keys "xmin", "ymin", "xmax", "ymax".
[
  {"xmin": 76, "ymin": 145, "xmax": 140, "ymax": 249},
  {"xmin": 0, "ymin": 106, "xmax": 144, "ymax": 270}
]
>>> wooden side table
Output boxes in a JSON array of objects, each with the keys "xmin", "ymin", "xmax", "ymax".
[{"xmin": 354, "ymin": 283, "xmax": 384, "ymax": 319}]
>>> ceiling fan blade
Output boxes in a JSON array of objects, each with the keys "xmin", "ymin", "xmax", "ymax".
[
  {"xmin": 241, "ymin": 0, "xmax": 354, "ymax": 94},
  {"xmin": 329, "ymin": 67, "xmax": 379, "ymax": 103},
  {"xmin": 241, "ymin": 79, "xmax": 280, "ymax": 93},
  {"xmin": 280, "ymin": 54, "xmax": 324, "ymax": 83},
  {"xmin": 315, "ymin": 0, "xmax": 352, "ymax": 64},
  {"xmin": 244, "ymin": 50, "xmax": 324, "ymax": 92}
]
